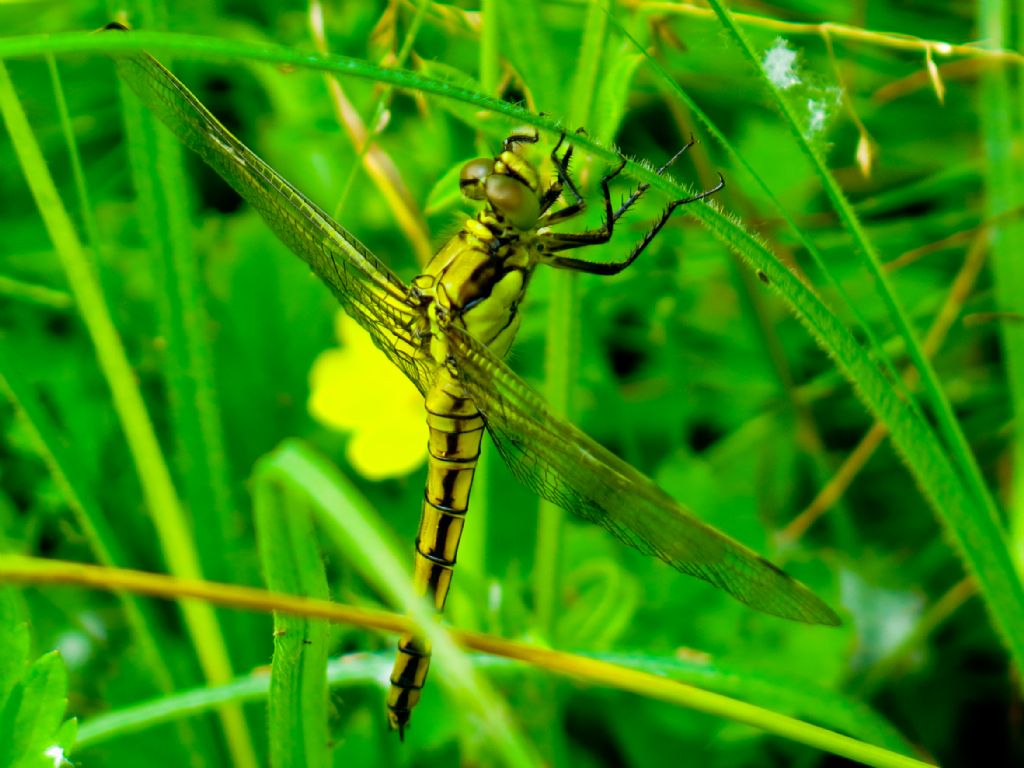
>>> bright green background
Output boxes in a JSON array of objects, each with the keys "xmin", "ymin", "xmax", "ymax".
[{"xmin": 0, "ymin": 1, "xmax": 1020, "ymax": 766}]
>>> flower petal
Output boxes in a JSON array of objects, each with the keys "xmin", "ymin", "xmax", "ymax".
[
  {"xmin": 311, "ymin": 311, "xmax": 428, "ymax": 479},
  {"xmin": 347, "ymin": 426, "xmax": 426, "ymax": 480}
]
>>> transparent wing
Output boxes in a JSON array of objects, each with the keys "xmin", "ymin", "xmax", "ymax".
[
  {"xmin": 110, "ymin": 34, "xmax": 433, "ymax": 393},
  {"xmin": 445, "ymin": 324, "xmax": 840, "ymax": 626}
]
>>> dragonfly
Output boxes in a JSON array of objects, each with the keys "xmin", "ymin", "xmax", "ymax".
[{"xmin": 105, "ymin": 23, "xmax": 840, "ymax": 738}]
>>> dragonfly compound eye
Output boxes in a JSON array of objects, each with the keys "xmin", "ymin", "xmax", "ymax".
[
  {"xmin": 459, "ymin": 158, "xmax": 494, "ymax": 201},
  {"xmin": 484, "ymin": 174, "xmax": 540, "ymax": 230}
]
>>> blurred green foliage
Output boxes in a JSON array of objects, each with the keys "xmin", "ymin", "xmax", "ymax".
[{"xmin": 0, "ymin": 1, "xmax": 1021, "ymax": 766}]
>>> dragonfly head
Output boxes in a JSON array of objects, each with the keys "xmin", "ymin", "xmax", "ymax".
[{"xmin": 459, "ymin": 154, "xmax": 541, "ymax": 232}]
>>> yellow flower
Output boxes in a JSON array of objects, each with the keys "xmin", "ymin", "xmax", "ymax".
[{"xmin": 308, "ymin": 311, "xmax": 426, "ymax": 480}]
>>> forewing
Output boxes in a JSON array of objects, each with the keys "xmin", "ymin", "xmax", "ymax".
[
  {"xmin": 110, "ymin": 34, "xmax": 432, "ymax": 393},
  {"xmin": 446, "ymin": 324, "xmax": 840, "ymax": 626}
]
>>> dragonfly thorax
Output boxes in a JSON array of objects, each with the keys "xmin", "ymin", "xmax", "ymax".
[
  {"xmin": 412, "ymin": 136, "xmax": 551, "ymax": 366},
  {"xmin": 418, "ymin": 210, "xmax": 536, "ymax": 367}
]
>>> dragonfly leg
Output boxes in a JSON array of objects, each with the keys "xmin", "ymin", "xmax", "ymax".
[
  {"xmin": 538, "ymin": 128, "xmax": 582, "ymax": 211},
  {"xmin": 543, "ymin": 172, "xmax": 725, "ymax": 276},
  {"xmin": 610, "ymin": 135, "xmax": 699, "ymax": 222},
  {"xmin": 503, "ymin": 126, "xmax": 539, "ymax": 152},
  {"xmin": 541, "ymin": 136, "xmax": 698, "ymax": 248},
  {"xmin": 538, "ymin": 133, "xmax": 569, "ymax": 213},
  {"xmin": 535, "ymin": 152, "xmax": 629, "ymax": 253},
  {"xmin": 540, "ymin": 133, "xmax": 697, "ymax": 236},
  {"xmin": 538, "ymin": 127, "xmax": 596, "ymax": 222}
]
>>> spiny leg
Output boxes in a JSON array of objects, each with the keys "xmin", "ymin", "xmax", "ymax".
[
  {"xmin": 538, "ymin": 127, "xmax": 589, "ymax": 217},
  {"xmin": 536, "ymin": 137, "xmax": 722, "ymax": 275},
  {"xmin": 544, "ymin": 172, "xmax": 724, "ymax": 276},
  {"xmin": 537, "ymin": 132, "xmax": 570, "ymax": 213},
  {"xmin": 536, "ymin": 137, "xmax": 696, "ymax": 243},
  {"xmin": 541, "ymin": 136, "xmax": 697, "ymax": 251},
  {"xmin": 610, "ymin": 136, "xmax": 698, "ymax": 221},
  {"xmin": 503, "ymin": 126, "xmax": 539, "ymax": 152}
]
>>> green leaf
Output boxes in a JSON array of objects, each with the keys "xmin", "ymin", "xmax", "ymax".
[
  {"xmin": 0, "ymin": 589, "xmax": 28, "ymax": 707},
  {"xmin": 1, "ymin": 651, "xmax": 67, "ymax": 768}
]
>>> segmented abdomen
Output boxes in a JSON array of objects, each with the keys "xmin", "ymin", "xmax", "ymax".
[{"xmin": 386, "ymin": 370, "xmax": 485, "ymax": 736}]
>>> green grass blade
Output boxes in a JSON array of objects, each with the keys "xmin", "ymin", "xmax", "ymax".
[
  {"xmin": 700, "ymin": 0, "xmax": 1022, "ymax": 674},
  {"xmin": 75, "ymin": 647, "xmax": 922, "ymax": 767},
  {"xmin": 600, "ymin": 653, "xmax": 915, "ymax": 756},
  {"xmin": 493, "ymin": 0, "xmax": 558, "ymax": 109},
  {"xmin": 479, "ymin": 0, "xmax": 501, "ymax": 94},
  {"xmin": 253, "ymin": 465, "xmax": 330, "ymax": 768},
  {"xmin": 118, "ymin": 69, "xmax": 240, "ymax": 592},
  {"xmin": 115, "ymin": 39, "xmax": 252, "ymax": 656},
  {"xmin": 694, "ymin": 196, "xmax": 1024, "ymax": 665},
  {"xmin": 979, "ymin": 0, "xmax": 1024, "ymax": 570},
  {"xmin": 74, "ymin": 654, "xmax": 388, "ymax": 750},
  {"xmin": 604, "ymin": 14, "xmax": 906, "ymax": 397},
  {"xmin": 0, "ymin": 30, "xmax": 557, "ymax": 132},
  {"xmin": 0, "ymin": 274, "xmax": 72, "ymax": 309},
  {"xmin": 0, "ymin": 60, "xmax": 256, "ymax": 765},
  {"xmin": 534, "ymin": 0, "xmax": 616, "ymax": 644},
  {"xmin": 0, "ymin": 355, "xmax": 178, "ymax": 694}
]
